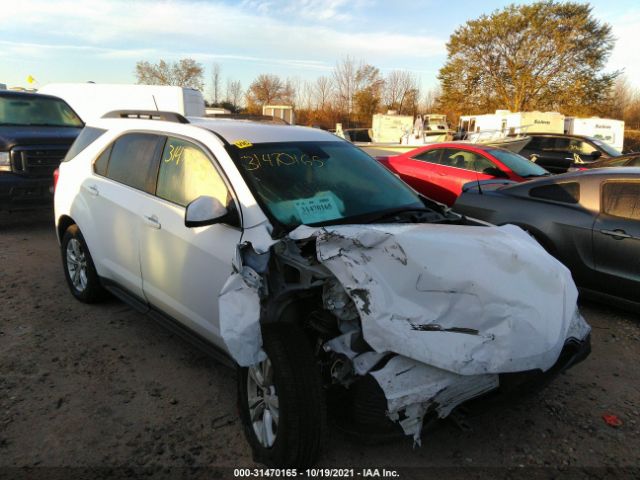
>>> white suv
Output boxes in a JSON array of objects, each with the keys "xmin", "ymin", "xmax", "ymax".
[{"xmin": 55, "ymin": 111, "xmax": 591, "ymax": 467}]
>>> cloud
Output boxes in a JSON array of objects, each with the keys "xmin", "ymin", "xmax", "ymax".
[{"xmin": 0, "ymin": 0, "xmax": 445, "ymax": 69}]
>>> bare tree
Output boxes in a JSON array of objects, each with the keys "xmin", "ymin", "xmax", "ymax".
[
  {"xmin": 211, "ymin": 63, "xmax": 221, "ymax": 105},
  {"xmin": 333, "ymin": 56, "xmax": 361, "ymax": 120},
  {"xmin": 135, "ymin": 58, "xmax": 204, "ymax": 90},
  {"xmin": 383, "ymin": 70, "xmax": 419, "ymax": 114},
  {"xmin": 225, "ymin": 79, "xmax": 243, "ymax": 111},
  {"xmin": 313, "ymin": 76, "xmax": 334, "ymax": 111}
]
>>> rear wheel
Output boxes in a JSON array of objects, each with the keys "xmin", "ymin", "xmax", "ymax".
[
  {"xmin": 61, "ymin": 225, "xmax": 106, "ymax": 303},
  {"xmin": 238, "ymin": 323, "xmax": 326, "ymax": 468}
]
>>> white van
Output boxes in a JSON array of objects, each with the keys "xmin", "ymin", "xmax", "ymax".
[{"xmin": 39, "ymin": 83, "xmax": 205, "ymax": 122}]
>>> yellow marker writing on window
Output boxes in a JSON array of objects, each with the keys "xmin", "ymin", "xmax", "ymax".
[{"xmin": 234, "ymin": 139, "xmax": 253, "ymax": 149}]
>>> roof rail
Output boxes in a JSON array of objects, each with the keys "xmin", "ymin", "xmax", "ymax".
[{"xmin": 102, "ymin": 110, "xmax": 190, "ymax": 124}]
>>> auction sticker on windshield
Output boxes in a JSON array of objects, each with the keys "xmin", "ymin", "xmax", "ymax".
[{"xmin": 294, "ymin": 194, "xmax": 341, "ymax": 224}]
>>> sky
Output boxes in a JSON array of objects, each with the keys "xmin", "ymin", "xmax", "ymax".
[{"xmin": 1, "ymin": 0, "xmax": 639, "ymax": 101}]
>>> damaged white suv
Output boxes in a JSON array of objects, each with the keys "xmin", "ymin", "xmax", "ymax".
[{"xmin": 54, "ymin": 111, "xmax": 591, "ymax": 467}]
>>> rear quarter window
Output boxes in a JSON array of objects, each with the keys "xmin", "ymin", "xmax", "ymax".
[
  {"xmin": 530, "ymin": 182, "xmax": 580, "ymax": 204},
  {"xmin": 63, "ymin": 127, "xmax": 106, "ymax": 162}
]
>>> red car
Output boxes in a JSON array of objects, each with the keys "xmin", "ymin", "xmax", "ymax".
[{"xmin": 377, "ymin": 143, "xmax": 550, "ymax": 206}]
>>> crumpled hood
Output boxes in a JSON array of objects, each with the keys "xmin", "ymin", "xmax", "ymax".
[{"xmin": 290, "ymin": 222, "xmax": 586, "ymax": 375}]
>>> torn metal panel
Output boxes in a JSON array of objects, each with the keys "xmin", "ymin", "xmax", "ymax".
[
  {"xmin": 218, "ymin": 266, "xmax": 267, "ymax": 366},
  {"xmin": 370, "ymin": 355, "xmax": 499, "ymax": 442},
  {"xmin": 291, "ymin": 222, "xmax": 590, "ymax": 376},
  {"xmin": 219, "ymin": 225, "xmax": 279, "ymax": 366}
]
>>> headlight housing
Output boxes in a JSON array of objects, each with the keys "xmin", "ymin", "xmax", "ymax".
[{"xmin": 0, "ymin": 151, "xmax": 10, "ymax": 172}]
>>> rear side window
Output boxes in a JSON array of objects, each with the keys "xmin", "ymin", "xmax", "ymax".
[
  {"xmin": 602, "ymin": 182, "xmax": 640, "ymax": 220},
  {"xmin": 156, "ymin": 137, "xmax": 231, "ymax": 208},
  {"xmin": 530, "ymin": 182, "xmax": 580, "ymax": 204},
  {"xmin": 63, "ymin": 127, "xmax": 106, "ymax": 162},
  {"xmin": 105, "ymin": 133, "xmax": 165, "ymax": 194}
]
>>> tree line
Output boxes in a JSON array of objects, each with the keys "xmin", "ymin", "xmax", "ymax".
[{"xmin": 134, "ymin": 1, "xmax": 640, "ymax": 131}]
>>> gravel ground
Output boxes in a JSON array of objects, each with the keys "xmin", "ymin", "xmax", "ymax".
[{"xmin": 1, "ymin": 208, "xmax": 639, "ymax": 479}]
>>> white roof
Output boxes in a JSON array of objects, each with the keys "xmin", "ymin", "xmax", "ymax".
[{"xmin": 188, "ymin": 117, "xmax": 340, "ymax": 144}]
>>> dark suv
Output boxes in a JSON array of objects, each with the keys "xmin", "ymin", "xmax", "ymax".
[
  {"xmin": 520, "ymin": 133, "xmax": 622, "ymax": 174},
  {"xmin": 0, "ymin": 91, "xmax": 83, "ymax": 210}
]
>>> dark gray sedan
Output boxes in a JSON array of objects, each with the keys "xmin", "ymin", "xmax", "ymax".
[{"xmin": 453, "ymin": 168, "xmax": 640, "ymax": 310}]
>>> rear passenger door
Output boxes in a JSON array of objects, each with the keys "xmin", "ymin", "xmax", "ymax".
[
  {"xmin": 593, "ymin": 180, "xmax": 640, "ymax": 301},
  {"xmin": 87, "ymin": 132, "xmax": 165, "ymax": 299},
  {"xmin": 138, "ymin": 136, "xmax": 242, "ymax": 348}
]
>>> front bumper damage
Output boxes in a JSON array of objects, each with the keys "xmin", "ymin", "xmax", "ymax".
[{"xmin": 219, "ymin": 222, "xmax": 591, "ymax": 443}]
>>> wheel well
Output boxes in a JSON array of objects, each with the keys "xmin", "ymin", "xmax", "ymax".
[
  {"xmin": 507, "ymin": 223, "xmax": 558, "ymax": 257},
  {"xmin": 56, "ymin": 215, "xmax": 76, "ymax": 243}
]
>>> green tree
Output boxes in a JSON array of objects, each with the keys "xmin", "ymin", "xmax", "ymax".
[
  {"xmin": 438, "ymin": 2, "xmax": 618, "ymax": 116},
  {"xmin": 135, "ymin": 58, "xmax": 204, "ymax": 90}
]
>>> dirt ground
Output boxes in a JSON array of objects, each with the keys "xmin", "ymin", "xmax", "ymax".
[{"xmin": 1, "ymin": 209, "xmax": 639, "ymax": 479}]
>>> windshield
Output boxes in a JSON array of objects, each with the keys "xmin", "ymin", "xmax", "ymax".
[
  {"xmin": 229, "ymin": 141, "xmax": 425, "ymax": 230},
  {"xmin": 0, "ymin": 95, "xmax": 83, "ymax": 127},
  {"xmin": 591, "ymin": 138, "xmax": 621, "ymax": 157},
  {"xmin": 486, "ymin": 148, "xmax": 549, "ymax": 177}
]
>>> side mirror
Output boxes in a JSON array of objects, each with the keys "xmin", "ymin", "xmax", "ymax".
[
  {"xmin": 185, "ymin": 195, "xmax": 232, "ymax": 228},
  {"xmin": 483, "ymin": 167, "xmax": 509, "ymax": 179},
  {"xmin": 590, "ymin": 151, "xmax": 602, "ymax": 159}
]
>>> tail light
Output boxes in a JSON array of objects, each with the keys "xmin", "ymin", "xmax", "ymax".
[{"xmin": 53, "ymin": 168, "xmax": 59, "ymax": 193}]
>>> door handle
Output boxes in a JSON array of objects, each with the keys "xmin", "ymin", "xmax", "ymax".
[
  {"xmin": 438, "ymin": 172, "xmax": 447, "ymax": 176},
  {"xmin": 143, "ymin": 214, "xmax": 161, "ymax": 229},
  {"xmin": 87, "ymin": 185, "xmax": 99, "ymax": 196},
  {"xmin": 600, "ymin": 229, "xmax": 631, "ymax": 239}
]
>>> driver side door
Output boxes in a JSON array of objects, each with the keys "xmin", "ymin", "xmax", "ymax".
[{"xmin": 138, "ymin": 136, "xmax": 242, "ymax": 348}]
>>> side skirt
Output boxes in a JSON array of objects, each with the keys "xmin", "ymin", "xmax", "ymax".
[{"xmin": 101, "ymin": 278, "xmax": 236, "ymax": 369}]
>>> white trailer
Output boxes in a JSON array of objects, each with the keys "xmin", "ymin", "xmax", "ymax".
[
  {"xmin": 38, "ymin": 83, "xmax": 205, "ymax": 122},
  {"xmin": 371, "ymin": 113, "xmax": 414, "ymax": 143},
  {"xmin": 506, "ymin": 111, "xmax": 564, "ymax": 134},
  {"xmin": 459, "ymin": 110, "xmax": 564, "ymax": 134},
  {"xmin": 459, "ymin": 110, "xmax": 510, "ymax": 133},
  {"xmin": 564, "ymin": 117, "xmax": 624, "ymax": 152}
]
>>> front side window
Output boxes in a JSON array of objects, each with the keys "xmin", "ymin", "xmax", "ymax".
[
  {"xmin": 229, "ymin": 141, "xmax": 424, "ymax": 229},
  {"xmin": 530, "ymin": 182, "xmax": 580, "ymax": 204},
  {"xmin": 591, "ymin": 138, "xmax": 621, "ymax": 157},
  {"xmin": 156, "ymin": 137, "xmax": 231, "ymax": 208},
  {"xmin": 0, "ymin": 95, "xmax": 83, "ymax": 127},
  {"xmin": 440, "ymin": 149, "xmax": 491, "ymax": 172},
  {"xmin": 104, "ymin": 133, "xmax": 165, "ymax": 194},
  {"xmin": 602, "ymin": 182, "xmax": 640, "ymax": 220}
]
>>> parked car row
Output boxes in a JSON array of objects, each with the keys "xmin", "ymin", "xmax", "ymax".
[{"xmin": 2, "ymin": 91, "xmax": 633, "ymax": 468}]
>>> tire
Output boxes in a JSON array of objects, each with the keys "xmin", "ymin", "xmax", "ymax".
[
  {"xmin": 238, "ymin": 323, "xmax": 326, "ymax": 468},
  {"xmin": 61, "ymin": 224, "xmax": 106, "ymax": 303}
]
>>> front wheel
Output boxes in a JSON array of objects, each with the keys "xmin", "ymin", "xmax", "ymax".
[
  {"xmin": 238, "ymin": 323, "xmax": 326, "ymax": 468},
  {"xmin": 61, "ymin": 224, "xmax": 106, "ymax": 303}
]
